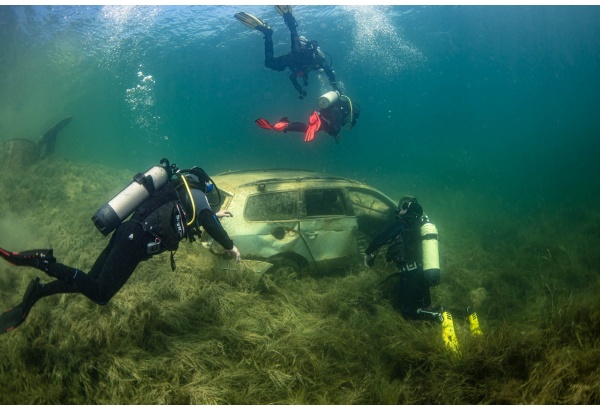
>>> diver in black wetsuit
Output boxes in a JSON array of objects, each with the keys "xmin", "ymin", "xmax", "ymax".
[
  {"xmin": 363, "ymin": 197, "xmax": 484, "ymax": 351},
  {"xmin": 255, "ymin": 91, "xmax": 360, "ymax": 143},
  {"xmin": 235, "ymin": 6, "xmax": 339, "ymax": 99},
  {"xmin": 0, "ymin": 165, "xmax": 241, "ymax": 334},
  {"xmin": 363, "ymin": 196, "xmax": 440, "ymax": 320}
]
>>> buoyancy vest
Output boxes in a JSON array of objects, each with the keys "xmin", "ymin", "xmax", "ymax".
[
  {"xmin": 385, "ymin": 216, "xmax": 422, "ymax": 270},
  {"xmin": 131, "ymin": 182, "xmax": 187, "ymax": 252}
]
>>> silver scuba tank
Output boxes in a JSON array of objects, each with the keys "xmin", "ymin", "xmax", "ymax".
[
  {"xmin": 318, "ymin": 90, "xmax": 340, "ymax": 109},
  {"xmin": 91, "ymin": 165, "xmax": 170, "ymax": 236},
  {"xmin": 421, "ymin": 222, "xmax": 440, "ymax": 286}
]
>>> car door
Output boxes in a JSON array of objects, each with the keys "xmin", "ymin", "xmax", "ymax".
[
  {"xmin": 234, "ymin": 190, "xmax": 311, "ymax": 259},
  {"xmin": 208, "ymin": 187, "xmax": 317, "ymax": 274},
  {"xmin": 346, "ymin": 186, "xmax": 398, "ymax": 253},
  {"xmin": 298, "ymin": 188, "xmax": 358, "ymax": 274}
]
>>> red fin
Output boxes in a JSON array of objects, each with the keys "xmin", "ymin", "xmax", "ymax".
[
  {"xmin": 304, "ymin": 111, "xmax": 321, "ymax": 142},
  {"xmin": 255, "ymin": 118, "xmax": 273, "ymax": 130}
]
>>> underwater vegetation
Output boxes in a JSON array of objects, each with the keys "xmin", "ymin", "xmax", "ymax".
[{"xmin": 0, "ymin": 159, "xmax": 599, "ymax": 404}]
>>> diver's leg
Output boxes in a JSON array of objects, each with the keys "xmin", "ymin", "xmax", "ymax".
[
  {"xmin": 286, "ymin": 122, "xmax": 308, "ymax": 133},
  {"xmin": 83, "ymin": 221, "xmax": 150, "ymax": 304},
  {"xmin": 394, "ymin": 270, "xmax": 432, "ymax": 320},
  {"xmin": 0, "ymin": 222, "xmax": 148, "ymax": 333},
  {"xmin": 264, "ymin": 33, "xmax": 289, "ymax": 71},
  {"xmin": 282, "ymin": 12, "xmax": 301, "ymax": 53},
  {"xmin": 264, "ymin": 31, "xmax": 275, "ymax": 63},
  {"xmin": 38, "ymin": 221, "xmax": 149, "ymax": 304}
]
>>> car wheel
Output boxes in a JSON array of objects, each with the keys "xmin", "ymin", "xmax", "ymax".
[{"xmin": 259, "ymin": 257, "xmax": 304, "ymax": 288}]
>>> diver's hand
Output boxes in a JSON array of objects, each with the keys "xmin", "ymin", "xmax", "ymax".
[
  {"xmin": 298, "ymin": 90, "xmax": 307, "ymax": 100},
  {"xmin": 216, "ymin": 210, "xmax": 233, "ymax": 218},
  {"xmin": 227, "ymin": 246, "xmax": 241, "ymax": 263},
  {"xmin": 364, "ymin": 253, "xmax": 375, "ymax": 268}
]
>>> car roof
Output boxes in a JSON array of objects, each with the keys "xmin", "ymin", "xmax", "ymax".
[
  {"xmin": 211, "ymin": 168, "xmax": 396, "ymax": 205},
  {"xmin": 212, "ymin": 169, "xmax": 361, "ymax": 191}
]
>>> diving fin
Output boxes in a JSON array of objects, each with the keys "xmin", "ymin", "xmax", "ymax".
[
  {"xmin": 304, "ymin": 111, "xmax": 321, "ymax": 142},
  {"xmin": 255, "ymin": 118, "xmax": 273, "ymax": 130},
  {"xmin": 440, "ymin": 308, "xmax": 460, "ymax": 354},
  {"xmin": 255, "ymin": 118, "xmax": 290, "ymax": 133},
  {"xmin": 275, "ymin": 5, "xmax": 292, "ymax": 16},
  {"xmin": 0, "ymin": 277, "xmax": 41, "ymax": 334},
  {"xmin": 0, "ymin": 247, "xmax": 55, "ymax": 268},
  {"xmin": 0, "ymin": 306, "xmax": 26, "ymax": 334},
  {"xmin": 234, "ymin": 12, "xmax": 272, "ymax": 34},
  {"xmin": 466, "ymin": 306, "xmax": 483, "ymax": 336}
]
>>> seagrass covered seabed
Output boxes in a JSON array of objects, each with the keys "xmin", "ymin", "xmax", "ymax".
[{"xmin": 1, "ymin": 159, "xmax": 599, "ymax": 405}]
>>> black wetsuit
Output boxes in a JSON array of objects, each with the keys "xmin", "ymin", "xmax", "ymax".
[
  {"xmin": 32, "ymin": 184, "xmax": 234, "ymax": 306},
  {"xmin": 366, "ymin": 211, "xmax": 433, "ymax": 320},
  {"xmin": 286, "ymin": 97, "xmax": 358, "ymax": 139},
  {"xmin": 264, "ymin": 13, "xmax": 337, "ymax": 98}
]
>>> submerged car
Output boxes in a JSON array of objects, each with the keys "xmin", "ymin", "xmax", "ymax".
[{"xmin": 203, "ymin": 169, "xmax": 398, "ymax": 276}]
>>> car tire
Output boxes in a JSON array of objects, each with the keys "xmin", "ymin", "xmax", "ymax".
[{"xmin": 259, "ymin": 257, "xmax": 304, "ymax": 288}]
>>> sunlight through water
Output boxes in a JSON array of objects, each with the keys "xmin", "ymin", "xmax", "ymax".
[{"xmin": 343, "ymin": 5, "xmax": 426, "ymax": 76}]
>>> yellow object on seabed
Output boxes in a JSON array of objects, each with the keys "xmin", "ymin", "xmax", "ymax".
[
  {"xmin": 418, "ymin": 306, "xmax": 484, "ymax": 354},
  {"xmin": 467, "ymin": 307, "xmax": 484, "ymax": 336},
  {"xmin": 441, "ymin": 310, "xmax": 460, "ymax": 354},
  {"xmin": 420, "ymin": 306, "xmax": 484, "ymax": 355}
]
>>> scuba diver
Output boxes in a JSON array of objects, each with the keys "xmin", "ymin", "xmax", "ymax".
[
  {"xmin": 363, "ymin": 196, "xmax": 440, "ymax": 320},
  {"xmin": 255, "ymin": 90, "xmax": 360, "ymax": 143},
  {"xmin": 364, "ymin": 196, "xmax": 483, "ymax": 353},
  {"xmin": 0, "ymin": 159, "xmax": 241, "ymax": 334},
  {"xmin": 235, "ymin": 5, "xmax": 339, "ymax": 99}
]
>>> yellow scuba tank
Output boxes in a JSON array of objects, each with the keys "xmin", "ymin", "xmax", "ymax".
[
  {"xmin": 421, "ymin": 221, "xmax": 440, "ymax": 286},
  {"xmin": 92, "ymin": 165, "xmax": 170, "ymax": 235},
  {"xmin": 318, "ymin": 90, "xmax": 340, "ymax": 109}
]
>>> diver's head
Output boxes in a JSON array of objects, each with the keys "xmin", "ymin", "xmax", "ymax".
[
  {"xmin": 299, "ymin": 37, "xmax": 318, "ymax": 53},
  {"xmin": 185, "ymin": 167, "xmax": 213, "ymax": 193},
  {"xmin": 397, "ymin": 195, "xmax": 422, "ymax": 217}
]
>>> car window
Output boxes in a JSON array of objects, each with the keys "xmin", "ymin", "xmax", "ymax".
[
  {"xmin": 347, "ymin": 187, "xmax": 397, "ymax": 237},
  {"xmin": 347, "ymin": 188, "xmax": 395, "ymax": 215},
  {"xmin": 304, "ymin": 188, "xmax": 349, "ymax": 217},
  {"xmin": 244, "ymin": 191, "xmax": 298, "ymax": 221}
]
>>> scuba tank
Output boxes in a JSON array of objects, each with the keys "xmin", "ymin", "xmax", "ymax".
[
  {"xmin": 92, "ymin": 161, "xmax": 171, "ymax": 236},
  {"xmin": 421, "ymin": 221, "xmax": 440, "ymax": 286},
  {"xmin": 318, "ymin": 90, "xmax": 340, "ymax": 109}
]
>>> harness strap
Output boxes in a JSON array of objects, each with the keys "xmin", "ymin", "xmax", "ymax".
[{"xmin": 133, "ymin": 173, "xmax": 156, "ymax": 196}]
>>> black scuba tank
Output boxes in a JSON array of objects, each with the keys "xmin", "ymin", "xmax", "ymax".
[{"xmin": 91, "ymin": 165, "xmax": 170, "ymax": 236}]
